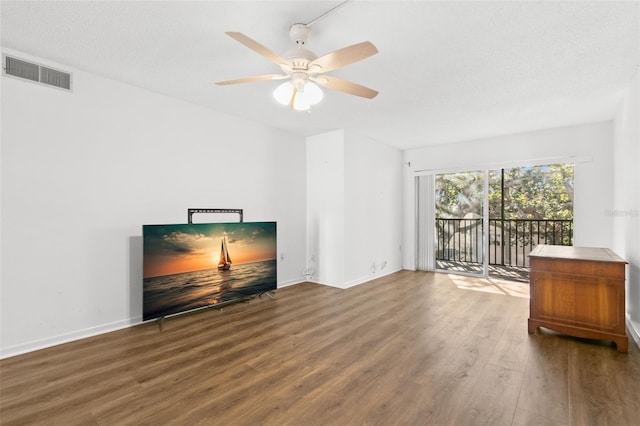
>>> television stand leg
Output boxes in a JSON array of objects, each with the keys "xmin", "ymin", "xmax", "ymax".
[
  {"xmin": 261, "ymin": 291, "xmax": 276, "ymax": 300},
  {"xmin": 157, "ymin": 316, "xmax": 165, "ymax": 331}
]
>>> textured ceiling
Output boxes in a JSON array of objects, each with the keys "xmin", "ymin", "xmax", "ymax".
[{"xmin": 2, "ymin": 1, "xmax": 639, "ymax": 150}]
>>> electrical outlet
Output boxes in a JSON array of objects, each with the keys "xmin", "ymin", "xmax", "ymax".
[{"xmin": 303, "ymin": 268, "xmax": 314, "ymax": 280}]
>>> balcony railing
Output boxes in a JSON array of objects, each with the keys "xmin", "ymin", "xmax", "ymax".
[{"xmin": 436, "ymin": 218, "xmax": 573, "ymax": 268}]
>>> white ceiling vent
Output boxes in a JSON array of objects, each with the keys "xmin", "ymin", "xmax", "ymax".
[{"xmin": 3, "ymin": 54, "xmax": 72, "ymax": 91}]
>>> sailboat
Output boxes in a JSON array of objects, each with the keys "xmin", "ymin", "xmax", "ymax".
[{"xmin": 217, "ymin": 236, "xmax": 232, "ymax": 271}]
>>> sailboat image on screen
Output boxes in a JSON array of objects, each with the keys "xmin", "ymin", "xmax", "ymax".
[{"xmin": 218, "ymin": 236, "xmax": 232, "ymax": 271}]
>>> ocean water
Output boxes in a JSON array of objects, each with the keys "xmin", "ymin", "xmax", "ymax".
[{"xmin": 143, "ymin": 259, "xmax": 276, "ymax": 321}]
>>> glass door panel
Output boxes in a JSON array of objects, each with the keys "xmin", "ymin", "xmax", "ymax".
[{"xmin": 435, "ymin": 170, "xmax": 486, "ymax": 276}]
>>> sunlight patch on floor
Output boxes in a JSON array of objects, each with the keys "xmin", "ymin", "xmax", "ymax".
[{"xmin": 450, "ymin": 275, "xmax": 530, "ymax": 298}]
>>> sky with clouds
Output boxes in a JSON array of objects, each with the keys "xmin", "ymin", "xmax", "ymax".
[{"xmin": 143, "ymin": 222, "xmax": 276, "ymax": 278}]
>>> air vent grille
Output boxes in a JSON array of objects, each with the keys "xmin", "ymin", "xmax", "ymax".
[
  {"xmin": 5, "ymin": 56, "xmax": 39, "ymax": 82},
  {"xmin": 3, "ymin": 55, "xmax": 72, "ymax": 91},
  {"xmin": 40, "ymin": 66, "xmax": 71, "ymax": 90}
]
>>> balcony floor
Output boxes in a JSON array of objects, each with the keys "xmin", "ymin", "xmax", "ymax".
[{"xmin": 436, "ymin": 260, "xmax": 530, "ymax": 282}]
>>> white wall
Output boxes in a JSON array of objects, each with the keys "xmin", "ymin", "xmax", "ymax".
[
  {"xmin": 613, "ymin": 67, "xmax": 640, "ymax": 347},
  {"xmin": 0, "ymin": 50, "xmax": 307, "ymax": 358},
  {"xmin": 306, "ymin": 130, "xmax": 403, "ymax": 288},
  {"xmin": 402, "ymin": 121, "xmax": 616, "ymax": 270},
  {"xmin": 306, "ymin": 130, "xmax": 345, "ymax": 286},
  {"xmin": 344, "ymin": 130, "xmax": 403, "ymax": 286}
]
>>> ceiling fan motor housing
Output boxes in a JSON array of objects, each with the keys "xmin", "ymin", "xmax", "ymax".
[
  {"xmin": 290, "ymin": 71, "xmax": 309, "ymax": 88},
  {"xmin": 289, "ymin": 24, "xmax": 310, "ymax": 45},
  {"xmin": 284, "ymin": 24, "xmax": 318, "ymax": 73}
]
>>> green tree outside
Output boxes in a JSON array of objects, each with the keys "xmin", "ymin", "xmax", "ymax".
[
  {"xmin": 489, "ymin": 164, "xmax": 573, "ymax": 220},
  {"xmin": 436, "ymin": 164, "xmax": 574, "ymax": 220}
]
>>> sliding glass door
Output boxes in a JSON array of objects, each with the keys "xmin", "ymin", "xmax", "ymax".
[
  {"xmin": 417, "ymin": 163, "xmax": 574, "ymax": 281},
  {"xmin": 434, "ymin": 170, "xmax": 487, "ymax": 276}
]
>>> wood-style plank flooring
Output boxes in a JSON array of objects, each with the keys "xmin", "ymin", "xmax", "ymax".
[{"xmin": 1, "ymin": 270, "xmax": 639, "ymax": 425}]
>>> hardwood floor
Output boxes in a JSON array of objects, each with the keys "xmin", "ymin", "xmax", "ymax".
[{"xmin": 1, "ymin": 270, "xmax": 639, "ymax": 425}]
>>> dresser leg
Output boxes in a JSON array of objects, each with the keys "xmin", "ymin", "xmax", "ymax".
[{"xmin": 615, "ymin": 337, "xmax": 629, "ymax": 353}]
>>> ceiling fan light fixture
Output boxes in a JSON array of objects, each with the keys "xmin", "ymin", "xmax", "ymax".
[
  {"xmin": 273, "ymin": 81, "xmax": 294, "ymax": 105},
  {"xmin": 293, "ymin": 91, "xmax": 311, "ymax": 111},
  {"xmin": 274, "ymin": 80, "xmax": 322, "ymax": 110},
  {"xmin": 304, "ymin": 81, "xmax": 323, "ymax": 105}
]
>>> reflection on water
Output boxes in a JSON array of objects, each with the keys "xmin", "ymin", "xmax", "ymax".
[{"xmin": 143, "ymin": 259, "xmax": 276, "ymax": 320}]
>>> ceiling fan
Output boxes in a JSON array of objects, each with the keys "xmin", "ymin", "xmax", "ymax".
[{"xmin": 215, "ymin": 23, "xmax": 379, "ymax": 111}]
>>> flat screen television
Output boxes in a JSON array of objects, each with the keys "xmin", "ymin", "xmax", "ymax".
[{"xmin": 142, "ymin": 221, "xmax": 277, "ymax": 321}]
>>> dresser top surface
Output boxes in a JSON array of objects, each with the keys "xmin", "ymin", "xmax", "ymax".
[{"xmin": 529, "ymin": 245, "xmax": 627, "ymax": 263}]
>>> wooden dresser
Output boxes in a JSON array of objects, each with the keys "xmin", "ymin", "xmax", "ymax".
[{"xmin": 528, "ymin": 245, "xmax": 628, "ymax": 353}]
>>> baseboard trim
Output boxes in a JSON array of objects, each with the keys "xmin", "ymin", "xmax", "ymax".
[
  {"xmin": 342, "ymin": 268, "xmax": 403, "ymax": 289},
  {"xmin": 306, "ymin": 279, "xmax": 342, "ymax": 288},
  {"xmin": 306, "ymin": 268, "xmax": 403, "ymax": 289},
  {"xmin": 277, "ymin": 276, "xmax": 306, "ymax": 288},
  {"xmin": 0, "ymin": 318, "xmax": 137, "ymax": 360},
  {"xmin": 627, "ymin": 316, "xmax": 640, "ymax": 349}
]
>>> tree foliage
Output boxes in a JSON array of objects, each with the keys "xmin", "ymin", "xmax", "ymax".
[
  {"xmin": 436, "ymin": 164, "xmax": 574, "ymax": 219},
  {"xmin": 435, "ymin": 171, "xmax": 484, "ymax": 218}
]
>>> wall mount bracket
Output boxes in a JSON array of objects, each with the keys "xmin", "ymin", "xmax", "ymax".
[{"xmin": 187, "ymin": 208, "xmax": 243, "ymax": 224}]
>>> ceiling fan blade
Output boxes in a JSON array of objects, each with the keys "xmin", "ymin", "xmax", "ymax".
[
  {"xmin": 225, "ymin": 32, "xmax": 288, "ymax": 66},
  {"xmin": 215, "ymin": 74, "xmax": 287, "ymax": 86},
  {"xmin": 309, "ymin": 41, "xmax": 378, "ymax": 74},
  {"xmin": 313, "ymin": 75, "xmax": 379, "ymax": 99}
]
